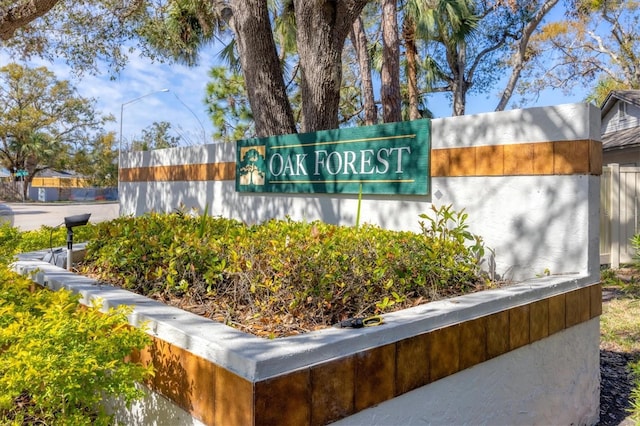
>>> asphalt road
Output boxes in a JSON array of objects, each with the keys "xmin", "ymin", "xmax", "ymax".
[{"xmin": 0, "ymin": 202, "xmax": 119, "ymax": 231}]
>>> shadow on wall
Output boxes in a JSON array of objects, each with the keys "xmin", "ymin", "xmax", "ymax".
[
  {"xmin": 120, "ymin": 104, "xmax": 599, "ymax": 281},
  {"xmin": 110, "ymin": 338, "xmax": 198, "ymax": 425}
]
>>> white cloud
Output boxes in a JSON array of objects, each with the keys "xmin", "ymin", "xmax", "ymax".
[{"xmin": 1, "ymin": 47, "xmax": 217, "ymax": 147}]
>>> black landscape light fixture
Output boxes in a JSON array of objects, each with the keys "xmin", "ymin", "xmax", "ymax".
[{"xmin": 64, "ymin": 213, "xmax": 91, "ymax": 271}]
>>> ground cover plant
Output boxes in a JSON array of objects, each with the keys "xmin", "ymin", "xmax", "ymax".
[
  {"xmin": 599, "ymin": 233, "xmax": 640, "ymax": 423},
  {"xmin": 77, "ymin": 205, "xmax": 491, "ymax": 338},
  {"xmin": 0, "ymin": 263, "xmax": 153, "ymax": 425}
]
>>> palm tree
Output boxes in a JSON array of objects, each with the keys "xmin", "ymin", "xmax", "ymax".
[{"xmin": 402, "ymin": 0, "xmax": 479, "ymax": 117}]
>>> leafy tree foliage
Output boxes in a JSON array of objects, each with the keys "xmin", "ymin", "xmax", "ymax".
[
  {"xmin": 520, "ymin": 0, "xmax": 640, "ymax": 106},
  {"xmin": 0, "ymin": 1, "xmax": 145, "ymax": 75},
  {"xmin": 130, "ymin": 121, "xmax": 181, "ymax": 151},
  {"xmin": 205, "ymin": 67, "xmax": 254, "ymax": 142},
  {"xmin": 0, "ymin": 63, "xmax": 112, "ymax": 197},
  {"xmin": 71, "ymin": 132, "xmax": 119, "ymax": 187}
]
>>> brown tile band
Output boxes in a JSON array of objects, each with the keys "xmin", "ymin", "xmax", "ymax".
[
  {"xmin": 432, "ymin": 140, "xmax": 603, "ymax": 177},
  {"xmin": 119, "ymin": 140, "xmax": 603, "ymax": 183},
  {"xmin": 119, "ymin": 162, "xmax": 236, "ymax": 182},
  {"xmin": 130, "ymin": 282, "xmax": 601, "ymax": 426}
]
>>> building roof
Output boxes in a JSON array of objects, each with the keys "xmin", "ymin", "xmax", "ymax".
[
  {"xmin": 600, "ymin": 90, "xmax": 640, "ymax": 116},
  {"xmin": 600, "ymin": 90, "xmax": 640, "ymax": 151},
  {"xmin": 602, "ymin": 126, "xmax": 639, "ymax": 151}
]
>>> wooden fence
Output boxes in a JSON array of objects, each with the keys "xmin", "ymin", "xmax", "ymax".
[{"xmin": 600, "ymin": 164, "xmax": 640, "ymax": 268}]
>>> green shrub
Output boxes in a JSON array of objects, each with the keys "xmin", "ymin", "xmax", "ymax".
[
  {"xmin": 0, "ymin": 265, "xmax": 153, "ymax": 425},
  {"xmin": 0, "ymin": 222, "xmax": 97, "ymax": 265},
  {"xmin": 633, "ymin": 233, "xmax": 640, "ymax": 267},
  {"xmin": 80, "ymin": 206, "xmax": 488, "ymax": 336}
]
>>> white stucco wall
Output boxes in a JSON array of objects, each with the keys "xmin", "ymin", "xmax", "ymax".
[
  {"xmin": 333, "ymin": 318, "xmax": 600, "ymax": 426},
  {"xmin": 107, "ymin": 384, "xmax": 206, "ymax": 426},
  {"xmin": 120, "ymin": 103, "xmax": 601, "ymax": 282},
  {"xmin": 13, "ymin": 257, "xmax": 601, "ymax": 426}
]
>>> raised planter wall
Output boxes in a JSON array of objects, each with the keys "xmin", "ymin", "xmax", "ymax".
[
  {"xmin": 120, "ymin": 103, "xmax": 602, "ymax": 281},
  {"xmin": 14, "ymin": 103, "xmax": 603, "ymax": 425},
  {"xmin": 13, "ymin": 260, "xmax": 601, "ymax": 425}
]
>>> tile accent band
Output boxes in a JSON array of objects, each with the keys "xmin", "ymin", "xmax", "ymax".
[
  {"xmin": 132, "ymin": 282, "xmax": 602, "ymax": 426},
  {"xmin": 119, "ymin": 140, "xmax": 603, "ymax": 182}
]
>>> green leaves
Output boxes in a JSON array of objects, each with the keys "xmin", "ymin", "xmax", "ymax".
[
  {"xmin": 0, "ymin": 266, "xmax": 152, "ymax": 424},
  {"xmin": 79, "ymin": 207, "xmax": 488, "ymax": 337}
]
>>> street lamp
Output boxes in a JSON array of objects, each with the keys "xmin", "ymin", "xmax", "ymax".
[
  {"xmin": 170, "ymin": 91, "xmax": 207, "ymax": 144},
  {"xmin": 119, "ymin": 88, "xmax": 169, "ymax": 155}
]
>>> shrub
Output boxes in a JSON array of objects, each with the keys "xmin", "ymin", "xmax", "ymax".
[
  {"xmin": 633, "ymin": 233, "xmax": 640, "ymax": 268},
  {"xmin": 0, "ymin": 222, "xmax": 97, "ymax": 265},
  {"xmin": 0, "ymin": 265, "xmax": 153, "ymax": 425},
  {"xmin": 80, "ymin": 206, "xmax": 488, "ymax": 337}
]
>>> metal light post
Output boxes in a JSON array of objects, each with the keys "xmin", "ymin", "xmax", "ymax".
[
  {"xmin": 117, "ymin": 89, "xmax": 168, "ymax": 217},
  {"xmin": 118, "ymin": 88, "xmax": 169, "ymax": 167},
  {"xmin": 170, "ymin": 91, "xmax": 207, "ymax": 144}
]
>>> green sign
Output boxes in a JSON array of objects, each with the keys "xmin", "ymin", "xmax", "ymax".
[{"xmin": 236, "ymin": 119, "xmax": 430, "ymax": 195}]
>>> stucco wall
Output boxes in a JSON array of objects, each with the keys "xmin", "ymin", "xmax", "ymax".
[
  {"xmin": 13, "ymin": 257, "xmax": 601, "ymax": 426},
  {"xmin": 119, "ymin": 103, "xmax": 601, "ymax": 282},
  {"xmin": 333, "ymin": 318, "xmax": 600, "ymax": 426}
]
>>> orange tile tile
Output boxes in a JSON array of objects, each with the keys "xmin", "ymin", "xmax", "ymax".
[
  {"xmin": 311, "ymin": 356, "xmax": 355, "ymax": 426},
  {"xmin": 355, "ymin": 344, "xmax": 396, "ymax": 411},
  {"xmin": 590, "ymin": 283, "xmax": 602, "ymax": 318},
  {"xmin": 215, "ymin": 367, "xmax": 253, "ymax": 426},
  {"xmin": 566, "ymin": 287, "xmax": 591, "ymax": 327},
  {"xmin": 154, "ymin": 166, "xmax": 169, "ymax": 181},
  {"xmin": 172, "ymin": 165, "xmax": 187, "ymax": 181},
  {"xmin": 486, "ymin": 310, "xmax": 509, "ymax": 359},
  {"xmin": 504, "ymin": 143, "xmax": 534, "ymax": 175},
  {"xmin": 396, "ymin": 333, "xmax": 430, "ymax": 394},
  {"xmin": 533, "ymin": 142, "xmax": 554, "ymax": 175},
  {"xmin": 183, "ymin": 164, "xmax": 200, "ymax": 180},
  {"xmin": 145, "ymin": 339, "xmax": 193, "ymax": 411},
  {"xmin": 120, "ymin": 167, "xmax": 144, "ymax": 182},
  {"xmin": 255, "ymin": 369, "xmax": 311, "ymax": 426},
  {"xmin": 431, "ymin": 149, "xmax": 450, "ymax": 177},
  {"xmin": 459, "ymin": 317, "xmax": 487, "ymax": 370},
  {"xmin": 475, "ymin": 145, "xmax": 504, "ymax": 176},
  {"xmin": 548, "ymin": 293, "xmax": 566, "ymax": 335},
  {"xmin": 449, "ymin": 147, "xmax": 476, "ymax": 176},
  {"xmin": 429, "ymin": 325, "xmax": 460, "ymax": 381},
  {"xmin": 589, "ymin": 140, "xmax": 603, "ymax": 175},
  {"xmin": 182, "ymin": 352, "xmax": 216, "ymax": 425},
  {"xmin": 208, "ymin": 162, "xmax": 236, "ymax": 181},
  {"xmin": 509, "ymin": 305, "xmax": 531, "ymax": 350},
  {"xmin": 529, "ymin": 299, "xmax": 549, "ymax": 343},
  {"xmin": 554, "ymin": 140, "xmax": 589, "ymax": 174}
]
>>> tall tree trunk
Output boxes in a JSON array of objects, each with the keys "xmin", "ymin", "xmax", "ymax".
[
  {"xmin": 495, "ymin": 0, "xmax": 560, "ymax": 111},
  {"xmin": 403, "ymin": 15, "xmax": 420, "ymax": 120},
  {"xmin": 294, "ymin": 0, "xmax": 369, "ymax": 132},
  {"xmin": 450, "ymin": 42, "xmax": 467, "ymax": 116},
  {"xmin": 380, "ymin": 0, "xmax": 402, "ymax": 123},
  {"xmin": 0, "ymin": 0, "xmax": 60, "ymax": 40},
  {"xmin": 228, "ymin": 0, "xmax": 296, "ymax": 137},
  {"xmin": 350, "ymin": 16, "xmax": 377, "ymax": 125}
]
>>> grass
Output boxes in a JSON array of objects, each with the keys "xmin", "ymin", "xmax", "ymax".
[{"xmin": 600, "ymin": 265, "xmax": 640, "ymax": 421}]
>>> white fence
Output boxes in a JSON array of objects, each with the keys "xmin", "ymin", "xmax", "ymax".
[{"xmin": 600, "ymin": 163, "xmax": 640, "ymax": 268}]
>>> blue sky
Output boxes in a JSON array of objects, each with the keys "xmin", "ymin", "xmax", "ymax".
[
  {"xmin": 4, "ymin": 4, "xmax": 590, "ymax": 147},
  {"xmin": 85, "ymin": 46, "xmax": 587, "ymax": 145}
]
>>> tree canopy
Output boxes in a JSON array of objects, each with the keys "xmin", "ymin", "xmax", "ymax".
[
  {"xmin": 515, "ymin": 0, "xmax": 640, "ymax": 105},
  {"xmin": 1, "ymin": 0, "xmax": 634, "ymax": 141},
  {"xmin": 0, "ymin": 63, "xmax": 112, "ymax": 196}
]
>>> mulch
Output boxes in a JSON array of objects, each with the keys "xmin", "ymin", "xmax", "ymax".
[
  {"xmin": 599, "ymin": 285, "xmax": 639, "ymax": 425},
  {"xmin": 599, "ymin": 349, "xmax": 638, "ymax": 425}
]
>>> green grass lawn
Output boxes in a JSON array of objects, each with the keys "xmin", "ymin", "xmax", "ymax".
[{"xmin": 600, "ymin": 267, "xmax": 640, "ymax": 423}]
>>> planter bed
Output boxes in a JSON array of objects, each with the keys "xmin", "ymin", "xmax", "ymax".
[{"xmin": 13, "ymin": 248, "xmax": 601, "ymax": 426}]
